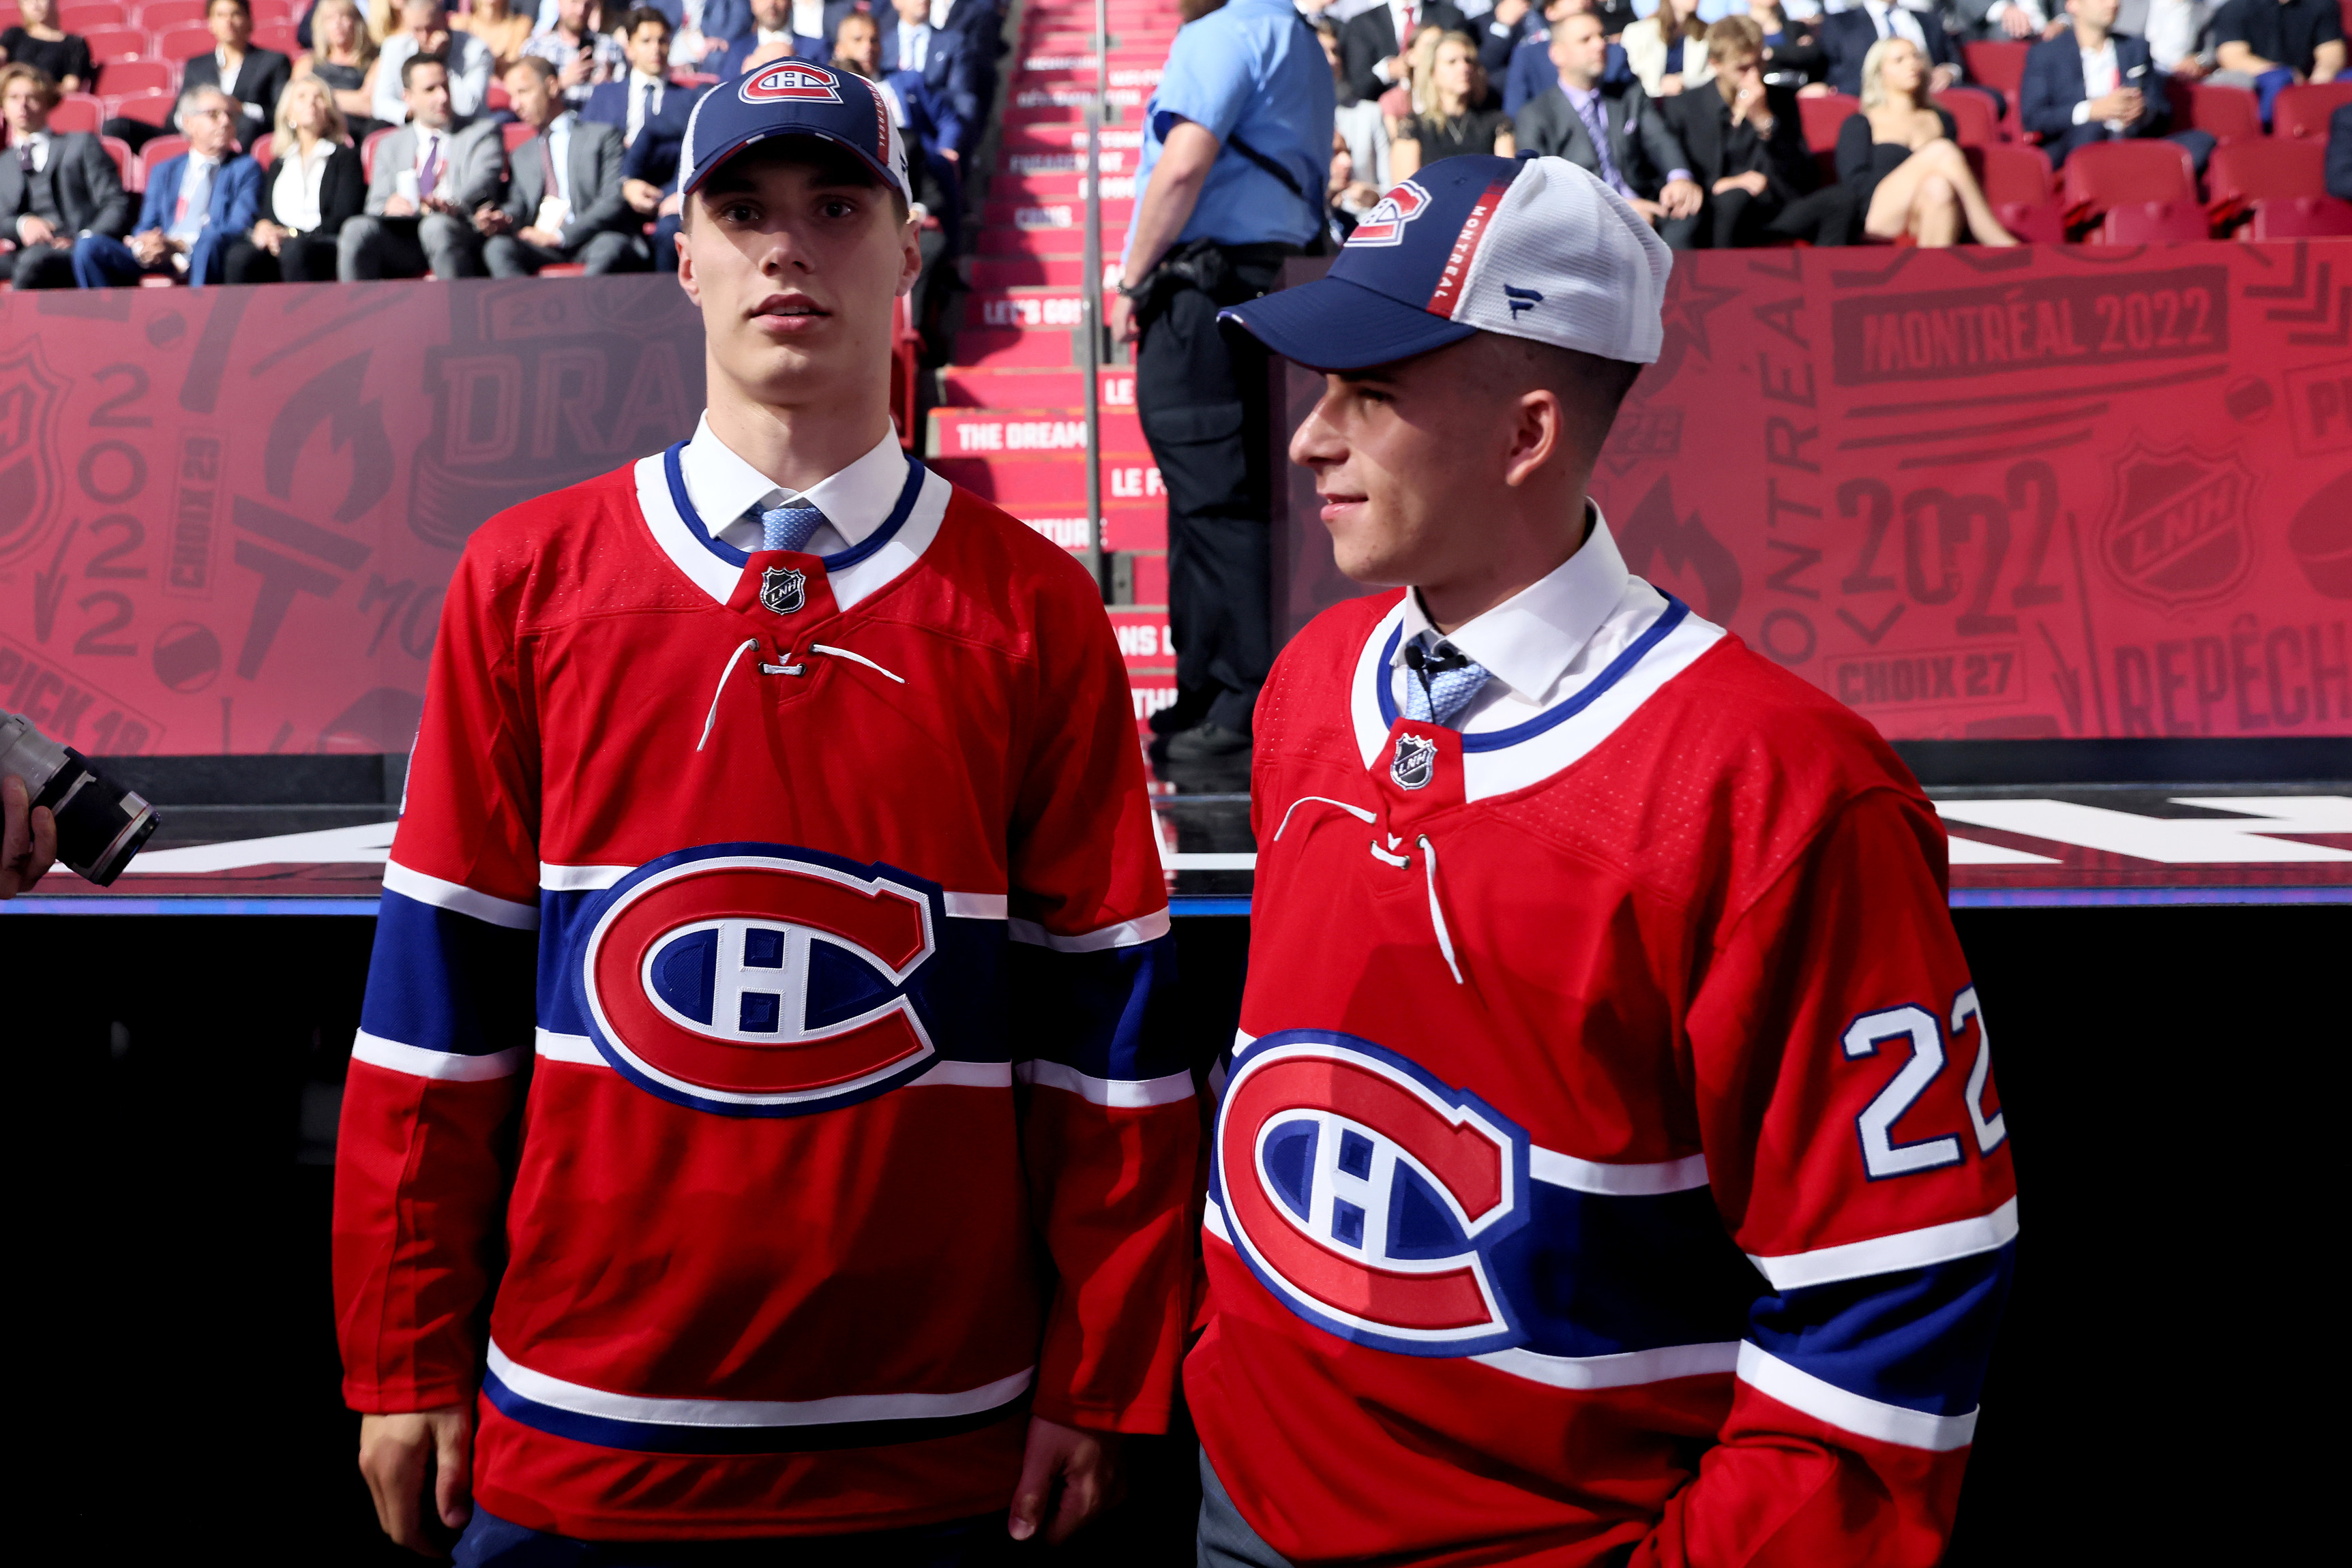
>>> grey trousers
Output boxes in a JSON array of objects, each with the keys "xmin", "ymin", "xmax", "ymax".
[
  {"xmin": 1197, "ymin": 1447, "xmax": 1292, "ymax": 1568},
  {"xmin": 482, "ymin": 228, "xmax": 645, "ymax": 277},
  {"xmin": 337, "ymin": 212, "xmax": 486, "ymax": 280}
]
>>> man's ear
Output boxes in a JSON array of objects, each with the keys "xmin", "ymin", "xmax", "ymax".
[
  {"xmin": 1502, "ymin": 387, "xmax": 1564, "ymax": 489},
  {"xmin": 676, "ymin": 219, "xmax": 700, "ymax": 301}
]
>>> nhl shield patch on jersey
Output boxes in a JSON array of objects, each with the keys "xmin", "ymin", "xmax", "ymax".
[
  {"xmin": 1391, "ymin": 734, "xmax": 1438, "ymax": 790},
  {"xmin": 1213, "ymin": 1030, "xmax": 1532, "ymax": 1356},
  {"xmin": 571, "ymin": 843, "xmax": 948, "ymax": 1116},
  {"xmin": 760, "ymin": 565, "xmax": 807, "ymax": 614}
]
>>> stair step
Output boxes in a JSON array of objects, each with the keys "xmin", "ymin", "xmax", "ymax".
[
  {"xmin": 996, "ymin": 505, "xmax": 1165, "ymax": 554},
  {"xmin": 932, "ymin": 453, "xmax": 1165, "ymax": 507},
  {"xmin": 966, "ymin": 254, "xmax": 1116, "ymax": 289},
  {"xmin": 992, "ymin": 171, "xmax": 1136, "ymax": 201},
  {"xmin": 999, "ymin": 145, "xmax": 1139, "ymax": 176},
  {"xmin": 952, "ymin": 329, "xmax": 1082, "ymax": 368},
  {"xmin": 976, "ymin": 225, "xmax": 1088, "ymax": 256},
  {"xmin": 938, "ymin": 365, "xmax": 1136, "ymax": 409},
  {"xmin": 980, "ymin": 198, "xmax": 1133, "ymax": 230},
  {"xmin": 964, "ymin": 288, "xmax": 1090, "ymax": 331},
  {"xmin": 1108, "ymin": 609, "xmax": 1176, "ymax": 671},
  {"xmin": 931, "ymin": 407, "xmax": 1147, "ymax": 456}
]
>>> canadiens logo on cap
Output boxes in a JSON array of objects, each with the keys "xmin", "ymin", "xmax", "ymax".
[
  {"xmin": 1348, "ymin": 179, "xmax": 1430, "ymax": 247},
  {"xmin": 741, "ymin": 61, "xmax": 844, "ymax": 104}
]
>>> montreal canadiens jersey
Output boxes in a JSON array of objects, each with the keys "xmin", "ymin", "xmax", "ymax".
[
  {"xmin": 332, "ymin": 443, "xmax": 1196, "ymax": 1539},
  {"xmin": 1189, "ymin": 550, "xmax": 2016, "ymax": 1567}
]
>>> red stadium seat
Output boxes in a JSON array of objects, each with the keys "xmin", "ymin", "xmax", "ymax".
[
  {"xmin": 247, "ymin": 131, "xmax": 273, "ymax": 166},
  {"xmin": 2061, "ymin": 138, "xmax": 2195, "ymax": 222},
  {"xmin": 2097, "ymin": 198, "xmax": 2212, "ymax": 243},
  {"xmin": 82, "ymin": 25, "xmax": 151, "ymax": 63},
  {"xmin": 501, "ymin": 119, "xmax": 535, "ymax": 153},
  {"xmin": 2207, "ymin": 138, "xmax": 2325, "ymax": 206},
  {"xmin": 1941, "ymin": 89, "xmax": 2001, "ymax": 147},
  {"xmin": 134, "ymin": 0, "xmax": 210, "ymax": 27},
  {"xmin": 539, "ymin": 262, "xmax": 589, "ymax": 275},
  {"xmin": 252, "ymin": 20, "xmax": 297, "ymax": 53},
  {"xmin": 1798, "ymin": 91, "xmax": 1858, "ymax": 154},
  {"xmin": 2273, "ymin": 81, "xmax": 2352, "ymax": 140},
  {"xmin": 2172, "ymin": 78, "xmax": 2261, "ymax": 142},
  {"xmin": 138, "ymin": 134, "xmax": 190, "ymax": 184},
  {"xmin": 486, "ymin": 81, "xmax": 511, "ymax": 111},
  {"xmin": 1995, "ymin": 199, "xmax": 2067, "ymax": 244},
  {"xmin": 98, "ymin": 57, "xmax": 175, "ymax": 95},
  {"xmin": 2250, "ymin": 195, "xmax": 2352, "ymax": 237},
  {"xmin": 105, "ymin": 88, "xmax": 177, "ymax": 127},
  {"xmin": 99, "ymin": 134, "xmax": 138, "ymax": 191},
  {"xmin": 249, "ymin": 0, "xmax": 292, "ymax": 20},
  {"xmin": 154, "ymin": 23, "xmax": 220, "ymax": 60},
  {"xmin": 1960, "ymin": 41, "xmax": 2029, "ymax": 108},
  {"xmin": 361, "ymin": 124, "xmax": 396, "ymax": 181},
  {"xmin": 58, "ymin": 1, "xmax": 130, "ymax": 27},
  {"xmin": 1972, "ymin": 142, "xmax": 2052, "ymax": 207},
  {"xmin": 47, "ymin": 93, "xmax": 105, "ymax": 134}
]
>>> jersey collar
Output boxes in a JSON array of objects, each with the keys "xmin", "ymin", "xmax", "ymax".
[
  {"xmin": 1391, "ymin": 502, "xmax": 1631, "ymax": 710},
  {"xmin": 676, "ymin": 414, "xmax": 911, "ymax": 562}
]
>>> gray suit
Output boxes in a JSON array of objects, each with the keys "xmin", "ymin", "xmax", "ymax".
[
  {"xmin": 1514, "ymin": 80, "xmax": 1703, "ymax": 247},
  {"xmin": 1, "ymin": 130, "xmax": 134, "ymax": 288},
  {"xmin": 485, "ymin": 117, "xmax": 644, "ymax": 276},
  {"xmin": 337, "ymin": 119, "xmax": 508, "ymax": 280}
]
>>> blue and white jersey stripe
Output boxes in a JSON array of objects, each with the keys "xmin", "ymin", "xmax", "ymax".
[{"xmin": 351, "ymin": 864, "xmax": 539, "ymax": 1081}]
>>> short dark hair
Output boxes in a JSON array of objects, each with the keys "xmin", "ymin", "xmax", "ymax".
[
  {"xmin": 505, "ymin": 53, "xmax": 558, "ymax": 87},
  {"xmin": 209, "ymin": 0, "xmax": 252, "ymax": 17},
  {"xmin": 622, "ymin": 4, "xmax": 672, "ymax": 37},
  {"xmin": 401, "ymin": 49, "xmax": 449, "ymax": 89}
]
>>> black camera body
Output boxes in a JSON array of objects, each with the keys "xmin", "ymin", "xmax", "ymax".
[{"xmin": 0, "ymin": 712, "xmax": 161, "ymax": 886}]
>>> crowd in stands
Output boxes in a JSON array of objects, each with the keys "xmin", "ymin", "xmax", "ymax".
[
  {"xmin": 0, "ymin": 0, "xmax": 999, "ymax": 288},
  {"xmin": 1308, "ymin": 0, "xmax": 2352, "ymax": 247}
]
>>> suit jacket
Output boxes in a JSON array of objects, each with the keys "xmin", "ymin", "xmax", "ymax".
[
  {"xmin": 643, "ymin": 0, "xmax": 755, "ymax": 44},
  {"xmin": 259, "ymin": 139, "xmax": 366, "ymax": 235},
  {"xmin": 0, "ymin": 130, "xmax": 133, "ymax": 239},
  {"xmin": 180, "ymin": 47, "xmax": 295, "ymax": 133},
  {"xmin": 2021, "ymin": 29, "xmax": 2173, "ymax": 160},
  {"xmin": 1821, "ymin": 7, "xmax": 1963, "ymax": 98},
  {"xmin": 1663, "ymin": 80, "xmax": 1817, "ymax": 198},
  {"xmin": 136, "ymin": 152, "xmax": 263, "ymax": 286},
  {"xmin": 501, "ymin": 117, "xmax": 633, "ymax": 250},
  {"xmin": 362, "ymin": 120, "xmax": 509, "ymax": 216},
  {"xmin": 711, "ymin": 31, "xmax": 817, "ymax": 77},
  {"xmin": 1514, "ymin": 78, "xmax": 1691, "ymax": 199},
  {"xmin": 1500, "ymin": 35, "xmax": 1632, "ymax": 117},
  {"xmin": 584, "ymin": 75, "xmax": 700, "ymax": 153},
  {"xmin": 1340, "ymin": 1, "xmax": 1469, "ymax": 104},
  {"xmin": 873, "ymin": 13, "xmax": 986, "ymax": 153}
]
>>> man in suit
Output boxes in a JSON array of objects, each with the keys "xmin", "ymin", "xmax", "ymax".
[
  {"xmin": 1340, "ymin": 0, "xmax": 1469, "ymax": 103},
  {"xmin": 1, "ymin": 63, "xmax": 134, "ymax": 288},
  {"xmin": 874, "ymin": 0, "xmax": 983, "ymax": 163},
  {"xmin": 1664, "ymin": 15, "xmax": 1853, "ymax": 244},
  {"xmin": 1502, "ymin": 0, "xmax": 1635, "ymax": 115},
  {"xmin": 1821, "ymin": 0, "xmax": 1965, "ymax": 95},
  {"xmin": 72, "ymin": 86, "xmax": 259, "ymax": 286},
  {"xmin": 586, "ymin": 7, "xmax": 698, "ymax": 155},
  {"xmin": 338, "ymin": 54, "xmax": 508, "ymax": 278},
  {"xmin": 478, "ymin": 55, "xmax": 644, "ymax": 273},
  {"xmin": 373, "ymin": 0, "xmax": 495, "ymax": 125},
  {"xmin": 2023, "ymin": 0, "xmax": 2216, "ymax": 166},
  {"xmin": 1514, "ymin": 9, "xmax": 1704, "ymax": 246},
  {"xmin": 711, "ymin": 0, "xmax": 809, "ymax": 76},
  {"xmin": 179, "ymin": 0, "xmax": 293, "ymax": 141},
  {"xmin": 1954, "ymin": 0, "xmax": 2071, "ymax": 42}
]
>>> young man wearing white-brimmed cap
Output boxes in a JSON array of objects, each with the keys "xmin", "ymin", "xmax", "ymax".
[
  {"xmin": 1189, "ymin": 154, "xmax": 2017, "ymax": 1567},
  {"xmin": 336, "ymin": 60, "xmax": 1197, "ymax": 1565}
]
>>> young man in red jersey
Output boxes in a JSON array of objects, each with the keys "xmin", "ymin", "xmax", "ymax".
[
  {"xmin": 338, "ymin": 60, "xmax": 1196, "ymax": 1565},
  {"xmin": 1190, "ymin": 155, "xmax": 2016, "ymax": 1567}
]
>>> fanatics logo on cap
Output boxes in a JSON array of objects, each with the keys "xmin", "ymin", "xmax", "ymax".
[
  {"xmin": 760, "ymin": 564, "xmax": 806, "ymax": 615},
  {"xmin": 1347, "ymin": 179, "xmax": 1431, "ymax": 247},
  {"xmin": 741, "ymin": 61, "xmax": 843, "ymax": 103}
]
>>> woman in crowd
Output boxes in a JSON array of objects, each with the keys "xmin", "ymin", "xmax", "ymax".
[
  {"xmin": 1836, "ymin": 36, "xmax": 2014, "ymax": 246},
  {"xmin": 455, "ymin": 0, "xmax": 532, "ymax": 71},
  {"xmin": 224, "ymin": 72, "xmax": 363, "ymax": 282},
  {"xmin": 3, "ymin": 0, "xmax": 91, "ymax": 95},
  {"xmin": 1626, "ymin": 0, "xmax": 1710, "ymax": 95},
  {"xmin": 1391, "ymin": 28, "xmax": 1511, "ymax": 175},
  {"xmin": 294, "ymin": 0, "xmax": 381, "ymax": 138}
]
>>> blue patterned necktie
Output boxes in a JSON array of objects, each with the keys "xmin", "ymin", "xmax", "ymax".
[
  {"xmin": 759, "ymin": 501, "xmax": 827, "ymax": 554},
  {"xmin": 1403, "ymin": 636, "xmax": 1492, "ymax": 729}
]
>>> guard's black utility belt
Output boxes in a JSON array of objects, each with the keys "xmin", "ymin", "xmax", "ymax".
[{"xmin": 1129, "ymin": 239, "xmax": 1302, "ymax": 325}]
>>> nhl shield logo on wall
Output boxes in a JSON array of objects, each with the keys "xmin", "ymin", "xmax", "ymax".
[
  {"xmin": 1392, "ymin": 734, "xmax": 1438, "ymax": 790},
  {"xmin": 2098, "ymin": 437, "xmax": 2257, "ymax": 612},
  {"xmin": 761, "ymin": 565, "xmax": 806, "ymax": 614}
]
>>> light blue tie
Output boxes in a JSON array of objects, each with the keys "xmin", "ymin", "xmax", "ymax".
[
  {"xmin": 1403, "ymin": 635, "xmax": 1492, "ymax": 729},
  {"xmin": 758, "ymin": 501, "xmax": 826, "ymax": 554}
]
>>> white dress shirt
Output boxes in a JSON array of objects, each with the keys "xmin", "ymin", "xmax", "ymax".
[
  {"xmin": 623, "ymin": 69, "xmax": 666, "ymax": 145},
  {"xmin": 2072, "ymin": 37, "xmax": 2128, "ymax": 130},
  {"xmin": 895, "ymin": 19, "xmax": 932, "ymax": 73},
  {"xmin": 1374, "ymin": 0, "xmax": 1424, "ymax": 84},
  {"xmin": 1389, "ymin": 506, "xmax": 1643, "ymax": 734},
  {"xmin": 543, "ymin": 110, "xmax": 575, "ymax": 205},
  {"xmin": 2143, "ymin": 0, "xmax": 2203, "ymax": 70},
  {"xmin": 1988, "ymin": 1, "xmax": 2046, "ymax": 32},
  {"xmin": 272, "ymin": 136, "xmax": 331, "ymax": 230},
  {"xmin": 929, "ymin": 0, "xmax": 957, "ymax": 25},
  {"xmin": 683, "ymin": 417, "xmax": 908, "ymax": 559},
  {"xmin": 791, "ymin": 0, "xmax": 825, "ymax": 36},
  {"xmin": 1862, "ymin": 0, "xmax": 1930, "ymax": 50},
  {"xmin": 14, "ymin": 129, "xmax": 53, "ymax": 244}
]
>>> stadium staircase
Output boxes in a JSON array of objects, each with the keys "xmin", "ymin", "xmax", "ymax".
[{"xmin": 927, "ymin": 0, "xmax": 1180, "ymax": 729}]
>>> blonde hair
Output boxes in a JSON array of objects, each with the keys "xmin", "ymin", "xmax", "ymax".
[
  {"xmin": 1706, "ymin": 14, "xmax": 1764, "ymax": 63},
  {"xmin": 1403, "ymin": 22, "xmax": 1448, "ymax": 117},
  {"xmin": 1412, "ymin": 28, "xmax": 1483, "ymax": 120},
  {"xmin": 1859, "ymin": 35, "xmax": 1930, "ymax": 111},
  {"xmin": 276, "ymin": 70, "xmax": 350, "ymax": 147},
  {"xmin": 312, "ymin": 0, "xmax": 379, "ymax": 66},
  {"xmin": 0, "ymin": 61, "xmax": 61, "ymax": 109}
]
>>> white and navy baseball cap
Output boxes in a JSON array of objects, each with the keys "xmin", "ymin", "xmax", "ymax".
[
  {"xmin": 677, "ymin": 59, "xmax": 910, "ymax": 203},
  {"xmin": 1221, "ymin": 155, "xmax": 1672, "ymax": 370}
]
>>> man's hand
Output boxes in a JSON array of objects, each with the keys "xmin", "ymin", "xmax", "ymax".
[
  {"xmin": 1712, "ymin": 169, "xmax": 1769, "ymax": 197},
  {"xmin": 1, "ymin": 774, "xmax": 57, "ymax": 899},
  {"xmin": 1997, "ymin": 3, "xmax": 2035, "ymax": 38},
  {"xmin": 559, "ymin": 50, "xmax": 593, "ymax": 87},
  {"xmin": 1495, "ymin": 0, "xmax": 1530, "ymax": 25},
  {"xmin": 518, "ymin": 224, "xmax": 560, "ymax": 246},
  {"xmin": 1930, "ymin": 63, "xmax": 1960, "ymax": 93},
  {"xmin": 1659, "ymin": 177, "xmax": 1704, "ymax": 217},
  {"xmin": 1629, "ymin": 194, "xmax": 1665, "ymax": 222},
  {"xmin": 2089, "ymin": 86, "xmax": 2144, "ymax": 121},
  {"xmin": 473, "ymin": 201, "xmax": 513, "ymax": 235},
  {"xmin": 129, "ymin": 228, "xmax": 169, "ymax": 265},
  {"xmin": 421, "ymin": 194, "xmax": 463, "ymax": 216},
  {"xmin": 16, "ymin": 213, "xmax": 56, "ymax": 246},
  {"xmin": 623, "ymin": 177, "xmax": 662, "ymax": 213},
  {"xmin": 359, "ymin": 1406, "xmax": 474, "ymax": 1554},
  {"xmin": 1007, "ymin": 1416, "xmax": 1120, "ymax": 1546},
  {"xmin": 1656, "ymin": 72, "xmax": 1685, "ymax": 95},
  {"xmin": 656, "ymin": 190, "xmax": 682, "ymax": 217},
  {"xmin": 1110, "ymin": 288, "xmax": 1138, "ymax": 345},
  {"xmin": 385, "ymin": 192, "xmax": 419, "ymax": 217}
]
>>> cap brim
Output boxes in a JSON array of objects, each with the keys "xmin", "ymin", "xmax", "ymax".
[
  {"xmin": 685, "ymin": 126, "xmax": 904, "ymax": 200},
  {"xmin": 1218, "ymin": 276, "xmax": 1478, "ymax": 371}
]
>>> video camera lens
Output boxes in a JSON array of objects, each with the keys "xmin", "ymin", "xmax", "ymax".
[{"xmin": 0, "ymin": 712, "xmax": 162, "ymax": 886}]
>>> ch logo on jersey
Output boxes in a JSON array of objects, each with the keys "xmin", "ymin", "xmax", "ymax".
[
  {"xmin": 742, "ymin": 61, "xmax": 843, "ymax": 103},
  {"xmin": 760, "ymin": 564, "xmax": 806, "ymax": 614},
  {"xmin": 1346, "ymin": 179, "xmax": 1432, "ymax": 247},
  {"xmin": 1391, "ymin": 733, "xmax": 1438, "ymax": 791},
  {"xmin": 1213, "ymin": 1031, "xmax": 1530, "ymax": 1356},
  {"xmin": 576, "ymin": 843, "xmax": 944, "ymax": 1116}
]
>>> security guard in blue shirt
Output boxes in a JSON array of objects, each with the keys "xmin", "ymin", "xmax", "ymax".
[{"xmin": 1112, "ymin": 0, "xmax": 1335, "ymax": 763}]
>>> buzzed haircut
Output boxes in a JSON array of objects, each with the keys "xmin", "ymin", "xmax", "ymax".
[
  {"xmin": 401, "ymin": 48, "xmax": 448, "ymax": 88},
  {"xmin": 506, "ymin": 53, "xmax": 559, "ymax": 86},
  {"xmin": 1472, "ymin": 333, "xmax": 1644, "ymax": 443}
]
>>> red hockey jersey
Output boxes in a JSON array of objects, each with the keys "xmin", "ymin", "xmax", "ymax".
[
  {"xmin": 1189, "ymin": 544, "xmax": 2015, "ymax": 1567},
  {"xmin": 333, "ymin": 442, "xmax": 1196, "ymax": 1539}
]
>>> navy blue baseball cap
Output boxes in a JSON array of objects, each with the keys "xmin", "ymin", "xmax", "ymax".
[
  {"xmin": 1220, "ymin": 155, "xmax": 1672, "ymax": 372},
  {"xmin": 677, "ymin": 59, "xmax": 911, "ymax": 205}
]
